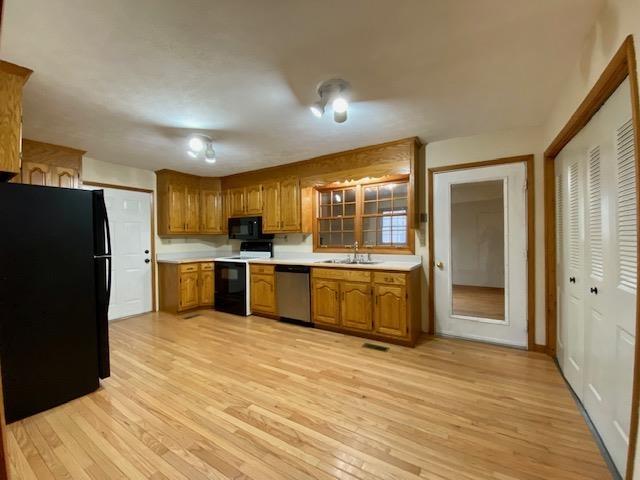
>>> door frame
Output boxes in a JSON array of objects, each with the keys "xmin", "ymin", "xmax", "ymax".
[
  {"xmin": 83, "ymin": 181, "xmax": 157, "ymax": 313},
  {"xmin": 427, "ymin": 154, "xmax": 536, "ymax": 350},
  {"xmin": 543, "ymin": 35, "xmax": 640, "ymax": 479}
]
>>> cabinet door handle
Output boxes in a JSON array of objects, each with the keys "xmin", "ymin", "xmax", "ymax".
[
  {"xmin": 569, "ymin": 276, "xmax": 576, "ymax": 283},
  {"xmin": 590, "ymin": 286, "xmax": 598, "ymax": 295}
]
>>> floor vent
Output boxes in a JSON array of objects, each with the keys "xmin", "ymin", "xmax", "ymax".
[
  {"xmin": 362, "ymin": 343, "xmax": 389, "ymax": 352},
  {"xmin": 182, "ymin": 314, "xmax": 201, "ymax": 320}
]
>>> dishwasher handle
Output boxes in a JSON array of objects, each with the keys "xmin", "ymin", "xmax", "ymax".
[{"xmin": 275, "ymin": 264, "xmax": 310, "ymax": 274}]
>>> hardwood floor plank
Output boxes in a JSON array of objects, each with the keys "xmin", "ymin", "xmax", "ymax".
[{"xmin": 5, "ymin": 311, "xmax": 611, "ymax": 479}]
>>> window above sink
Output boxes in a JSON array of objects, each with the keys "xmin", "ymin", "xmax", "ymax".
[{"xmin": 314, "ymin": 175, "xmax": 413, "ymax": 254}]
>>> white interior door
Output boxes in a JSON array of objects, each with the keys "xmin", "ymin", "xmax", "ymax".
[
  {"xmin": 433, "ymin": 162, "xmax": 528, "ymax": 347},
  {"xmin": 556, "ymin": 77, "xmax": 636, "ymax": 475},
  {"xmin": 84, "ymin": 186, "xmax": 153, "ymax": 320}
]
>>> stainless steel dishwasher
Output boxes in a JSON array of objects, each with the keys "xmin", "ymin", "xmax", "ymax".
[{"xmin": 275, "ymin": 264, "xmax": 311, "ymax": 324}]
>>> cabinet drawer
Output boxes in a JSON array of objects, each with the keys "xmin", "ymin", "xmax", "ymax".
[
  {"xmin": 200, "ymin": 262, "xmax": 214, "ymax": 271},
  {"xmin": 373, "ymin": 272, "xmax": 406, "ymax": 285},
  {"xmin": 250, "ymin": 264, "xmax": 275, "ymax": 275},
  {"xmin": 312, "ymin": 268, "xmax": 345, "ymax": 280},
  {"xmin": 180, "ymin": 263, "xmax": 199, "ymax": 273},
  {"xmin": 312, "ymin": 268, "xmax": 371, "ymax": 282}
]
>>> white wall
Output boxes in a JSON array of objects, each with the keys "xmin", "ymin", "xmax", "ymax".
[{"xmin": 416, "ymin": 125, "xmax": 546, "ymax": 344}]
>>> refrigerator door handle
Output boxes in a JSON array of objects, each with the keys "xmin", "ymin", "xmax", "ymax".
[
  {"xmin": 105, "ymin": 256, "xmax": 112, "ymax": 308},
  {"xmin": 101, "ymin": 195, "xmax": 112, "ymax": 256}
]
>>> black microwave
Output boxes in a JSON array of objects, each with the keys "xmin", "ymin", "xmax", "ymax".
[{"xmin": 228, "ymin": 216, "xmax": 274, "ymax": 240}]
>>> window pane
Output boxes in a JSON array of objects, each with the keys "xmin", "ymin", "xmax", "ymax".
[
  {"xmin": 332, "ymin": 191, "xmax": 343, "ymax": 204},
  {"xmin": 332, "ymin": 205, "xmax": 343, "ymax": 217},
  {"xmin": 393, "ymin": 197, "xmax": 408, "ymax": 212},
  {"xmin": 345, "ymin": 188, "xmax": 356, "ymax": 203},
  {"xmin": 319, "ymin": 232, "xmax": 330, "ymax": 246},
  {"xmin": 363, "ymin": 216, "xmax": 376, "ymax": 231},
  {"xmin": 330, "ymin": 232, "xmax": 342, "ymax": 246},
  {"xmin": 363, "ymin": 231, "xmax": 377, "ymax": 246},
  {"xmin": 364, "ymin": 202, "xmax": 377, "ymax": 214},
  {"xmin": 330, "ymin": 218, "xmax": 342, "ymax": 231},
  {"xmin": 343, "ymin": 232, "xmax": 354, "ymax": 246},
  {"xmin": 379, "ymin": 184, "xmax": 393, "ymax": 199},
  {"xmin": 378, "ymin": 200, "xmax": 392, "ymax": 214},
  {"xmin": 344, "ymin": 203, "xmax": 356, "ymax": 216},
  {"xmin": 320, "ymin": 205, "xmax": 331, "ymax": 217},
  {"xmin": 364, "ymin": 186, "xmax": 377, "ymax": 201},
  {"xmin": 319, "ymin": 219, "xmax": 330, "ymax": 232},
  {"xmin": 394, "ymin": 183, "xmax": 408, "ymax": 198},
  {"xmin": 343, "ymin": 218, "xmax": 354, "ymax": 231},
  {"xmin": 320, "ymin": 192, "xmax": 331, "ymax": 205}
]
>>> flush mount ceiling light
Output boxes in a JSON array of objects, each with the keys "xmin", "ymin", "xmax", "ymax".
[
  {"xmin": 186, "ymin": 134, "xmax": 216, "ymax": 164},
  {"xmin": 309, "ymin": 78, "xmax": 351, "ymax": 123}
]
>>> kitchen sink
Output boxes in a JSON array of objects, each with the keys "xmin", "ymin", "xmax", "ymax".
[{"xmin": 317, "ymin": 258, "xmax": 381, "ymax": 265}]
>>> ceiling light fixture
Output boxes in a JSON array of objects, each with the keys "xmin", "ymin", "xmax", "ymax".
[
  {"xmin": 186, "ymin": 134, "xmax": 216, "ymax": 164},
  {"xmin": 310, "ymin": 78, "xmax": 351, "ymax": 123}
]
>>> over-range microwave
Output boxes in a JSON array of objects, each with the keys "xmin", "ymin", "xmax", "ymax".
[{"xmin": 228, "ymin": 216, "xmax": 274, "ymax": 240}]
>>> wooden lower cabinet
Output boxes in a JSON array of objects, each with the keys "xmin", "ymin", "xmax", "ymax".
[
  {"xmin": 311, "ymin": 279, "xmax": 340, "ymax": 325},
  {"xmin": 374, "ymin": 284, "xmax": 407, "ymax": 337},
  {"xmin": 311, "ymin": 267, "xmax": 420, "ymax": 346},
  {"xmin": 159, "ymin": 262, "xmax": 215, "ymax": 313},
  {"xmin": 340, "ymin": 282, "xmax": 372, "ymax": 331},
  {"xmin": 250, "ymin": 265, "xmax": 276, "ymax": 315}
]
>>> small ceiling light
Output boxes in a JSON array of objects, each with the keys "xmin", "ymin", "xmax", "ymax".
[
  {"xmin": 310, "ymin": 101, "xmax": 325, "ymax": 118},
  {"xmin": 186, "ymin": 134, "xmax": 217, "ymax": 165},
  {"xmin": 188, "ymin": 136, "xmax": 205, "ymax": 152},
  {"xmin": 310, "ymin": 78, "xmax": 351, "ymax": 124},
  {"xmin": 332, "ymin": 97, "xmax": 348, "ymax": 114}
]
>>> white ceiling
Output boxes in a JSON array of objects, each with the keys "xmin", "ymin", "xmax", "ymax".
[{"xmin": 1, "ymin": 0, "xmax": 603, "ymax": 176}]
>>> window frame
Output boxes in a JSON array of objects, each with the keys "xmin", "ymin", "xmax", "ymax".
[{"xmin": 313, "ymin": 175, "xmax": 414, "ymax": 254}]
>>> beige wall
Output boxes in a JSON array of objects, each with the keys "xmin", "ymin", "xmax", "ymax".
[{"xmin": 417, "ymin": 126, "xmax": 545, "ymax": 343}]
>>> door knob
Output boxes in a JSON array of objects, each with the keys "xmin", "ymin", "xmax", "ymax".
[
  {"xmin": 590, "ymin": 286, "xmax": 598, "ymax": 295},
  {"xmin": 569, "ymin": 276, "xmax": 576, "ymax": 283},
  {"xmin": 436, "ymin": 261, "xmax": 444, "ymax": 270},
  {"xmin": 145, "ymin": 259, "xmax": 150, "ymax": 264}
]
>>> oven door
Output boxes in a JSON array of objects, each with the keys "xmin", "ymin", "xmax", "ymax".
[{"xmin": 214, "ymin": 261, "xmax": 247, "ymax": 315}]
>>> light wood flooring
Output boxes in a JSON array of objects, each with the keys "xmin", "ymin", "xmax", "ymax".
[
  {"xmin": 452, "ymin": 285, "xmax": 506, "ymax": 320},
  {"xmin": 6, "ymin": 311, "xmax": 610, "ymax": 479}
]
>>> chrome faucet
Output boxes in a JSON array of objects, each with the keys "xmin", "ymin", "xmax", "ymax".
[{"xmin": 352, "ymin": 241, "xmax": 359, "ymax": 263}]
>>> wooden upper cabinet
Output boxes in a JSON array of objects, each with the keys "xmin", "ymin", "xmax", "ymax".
[
  {"xmin": 157, "ymin": 170, "xmax": 225, "ymax": 236},
  {"xmin": 374, "ymin": 284, "xmax": 407, "ymax": 338},
  {"xmin": 229, "ymin": 187, "xmax": 246, "ymax": 216},
  {"xmin": 245, "ymin": 184, "xmax": 263, "ymax": 215},
  {"xmin": 262, "ymin": 178, "xmax": 301, "ymax": 233},
  {"xmin": 201, "ymin": 190, "xmax": 224, "ymax": 234},
  {"xmin": 51, "ymin": 166, "xmax": 79, "ymax": 189},
  {"xmin": 341, "ymin": 282, "xmax": 372, "ymax": 331},
  {"xmin": 312, "ymin": 278, "xmax": 340, "ymax": 325},
  {"xmin": 21, "ymin": 162, "xmax": 50, "ymax": 186},
  {"xmin": 262, "ymin": 181, "xmax": 280, "ymax": 232},
  {"xmin": 19, "ymin": 140, "xmax": 84, "ymax": 188},
  {"xmin": 0, "ymin": 62, "xmax": 32, "ymax": 181},
  {"xmin": 184, "ymin": 185, "xmax": 200, "ymax": 232},
  {"xmin": 280, "ymin": 178, "xmax": 301, "ymax": 231},
  {"xmin": 168, "ymin": 183, "xmax": 186, "ymax": 233}
]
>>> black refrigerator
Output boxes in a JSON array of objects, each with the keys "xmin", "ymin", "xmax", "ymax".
[{"xmin": 0, "ymin": 182, "xmax": 111, "ymax": 423}]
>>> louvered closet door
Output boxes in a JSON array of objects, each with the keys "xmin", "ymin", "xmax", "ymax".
[
  {"xmin": 556, "ymin": 77, "xmax": 636, "ymax": 476},
  {"xmin": 556, "ymin": 143, "xmax": 586, "ymax": 395}
]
